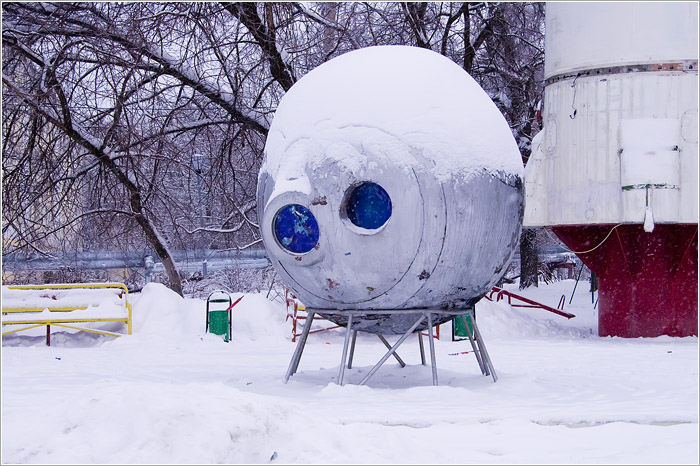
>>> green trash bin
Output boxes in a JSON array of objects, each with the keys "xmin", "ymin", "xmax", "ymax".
[
  {"xmin": 452, "ymin": 311, "xmax": 474, "ymax": 341},
  {"xmin": 206, "ymin": 291, "xmax": 232, "ymax": 342}
]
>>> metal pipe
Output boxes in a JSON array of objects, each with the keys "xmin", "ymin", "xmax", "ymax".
[
  {"xmin": 460, "ymin": 313, "xmax": 486, "ymax": 375},
  {"xmin": 427, "ymin": 313, "xmax": 438, "ymax": 386},
  {"xmin": 359, "ymin": 315, "xmax": 425, "ymax": 386},
  {"xmin": 347, "ymin": 330, "xmax": 358, "ymax": 369},
  {"xmin": 193, "ymin": 153, "xmax": 208, "ymax": 278},
  {"xmin": 570, "ymin": 263, "xmax": 585, "ymax": 304},
  {"xmin": 338, "ymin": 313, "xmax": 354, "ymax": 385},
  {"xmin": 470, "ymin": 309, "xmax": 497, "ymax": 382},
  {"xmin": 492, "ymin": 287, "xmax": 575, "ymax": 319},
  {"xmin": 417, "ymin": 331, "xmax": 426, "ymax": 365},
  {"xmin": 377, "ymin": 334, "xmax": 406, "ymax": 367},
  {"xmin": 284, "ymin": 310, "xmax": 316, "ymax": 382},
  {"xmin": 306, "ymin": 308, "xmax": 476, "ymax": 316}
]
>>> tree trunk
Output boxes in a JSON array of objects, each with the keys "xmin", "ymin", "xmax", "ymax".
[
  {"xmin": 222, "ymin": 2, "xmax": 297, "ymax": 92},
  {"xmin": 2, "ymin": 75, "xmax": 185, "ymax": 297},
  {"xmin": 130, "ymin": 199, "xmax": 184, "ymax": 297},
  {"xmin": 322, "ymin": 2, "xmax": 337, "ymax": 55},
  {"xmin": 519, "ymin": 227, "xmax": 538, "ymax": 289}
]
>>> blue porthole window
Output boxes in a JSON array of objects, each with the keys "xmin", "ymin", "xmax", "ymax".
[
  {"xmin": 345, "ymin": 182, "xmax": 392, "ymax": 230},
  {"xmin": 273, "ymin": 204, "xmax": 319, "ymax": 254}
]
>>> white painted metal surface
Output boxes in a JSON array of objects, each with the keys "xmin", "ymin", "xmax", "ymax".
[
  {"xmin": 525, "ymin": 2, "xmax": 698, "ymax": 227},
  {"xmin": 545, "ymin": 2, "xmax": 698, "ymax": 79},
  {"xmin": 259, "ymin": 46, "xmax": 523, "ymax": 333}
]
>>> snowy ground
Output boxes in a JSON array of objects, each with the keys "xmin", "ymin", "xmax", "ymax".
[{"xmin": 2, "ymin": 278, "xmax": 698, "ymax": 464}]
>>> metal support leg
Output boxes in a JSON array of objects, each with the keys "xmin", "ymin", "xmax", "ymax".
[
  {"xmin": 338, "ymin": 313, "xmax": 354, "ymax": 386},
  {"xmin": 426, "ymin": 313, "xmax": 438, "ymax": 386},
  {"xmin": 284, "ymin": 307, "xmax": 495, "ymax": 386},
  {"xmin": 46, "ymin": 325, "xmax": 50, "ymax": 347},
  {"xmin": 460, "ymin": 314, "xmax": 486, "ymax": 375},
  {"xmin": 377, "ymin": 335, "xmax": 406, "ymax": 367},
  {"xmin": 284, "ymin": 310, "xmax": 316, "ymax": 382},
  {"xmin": 359, "ymin": 315, "xmax": 425, "ymax": 386},
  {"xmin": 469, "ymin": 309, "xmax": 497, "ymax": 382},
  {"xmin": 417, "ymin": 331, "xmax": 426, "ymax": 365},
  {"xmin": 347, "ymin": 330, "xmax": 358, "ymax": 369}
]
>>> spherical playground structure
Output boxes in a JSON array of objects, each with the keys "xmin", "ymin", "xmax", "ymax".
[{"xmin": 257, "ymin": 45, "xmax": 524, "ymax": 335}]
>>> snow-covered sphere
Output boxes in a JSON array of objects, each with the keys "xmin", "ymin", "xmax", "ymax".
[{"xmin": 257, "ymin": 45, "xmax": 523, "ymax": 334}]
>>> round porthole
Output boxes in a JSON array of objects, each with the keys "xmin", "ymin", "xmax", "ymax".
[
  {"xmin": 344, "ymin": 182, "xmax": 392, "ymax": 230},
  {"xmin": 273, "ymin": 204, "xmax": 319, "ymax": 254}
]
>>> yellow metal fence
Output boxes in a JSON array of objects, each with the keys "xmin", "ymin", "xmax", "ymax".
[{"xmin": 2, "ymin": 282, "xmax": 133, "ymax": 345}]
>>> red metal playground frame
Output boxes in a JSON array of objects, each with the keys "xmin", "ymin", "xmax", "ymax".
[{"xmin": 485, "ymin": 286, "xmax": 575, "ymax": 319}]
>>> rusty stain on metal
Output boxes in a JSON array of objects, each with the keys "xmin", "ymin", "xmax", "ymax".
[
  {"xmin": 326, "ymin": 278, "xmax": 340, "ymax": 289},
  {"xmin": 311, "ymin": 195, "xmax": 328, "ymax": 206}
]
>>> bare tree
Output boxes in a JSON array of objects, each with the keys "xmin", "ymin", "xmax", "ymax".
[
  {"xmin": 2, "ymin": 2, "xmax": 276, "ymax": 294},
  {"xmin": 481, "ymin": 3, "xmax": 545, "ymax": 289},
  {"xmin": 3, "ymin": 2, "xmax": 546, "ymax": 294}
]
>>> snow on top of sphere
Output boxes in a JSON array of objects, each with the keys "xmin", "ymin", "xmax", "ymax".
[{"xmin": 262, "ymin": 45, "xmax": 523, "ymax": 186}]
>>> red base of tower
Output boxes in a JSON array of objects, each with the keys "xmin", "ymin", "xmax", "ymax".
[{"xmin": 551, "ymin": 224, "xmax": 698, "ymax": 338}]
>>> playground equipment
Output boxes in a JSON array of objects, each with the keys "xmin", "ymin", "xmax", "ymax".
[
  {"xmin": 284, "ymin": 289, "xmax": 340, "ymax": 342},
  {"xmin": 2, "ymin": 282, "xmax": 132, "ymax": 346},
  {"xmin": 259, "ymin": 46, "xmax": 520, "ymax": 385}
]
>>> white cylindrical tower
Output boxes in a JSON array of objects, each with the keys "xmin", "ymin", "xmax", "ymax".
[{"xmin": 525, "ymin": 2, "xmax": 698, "ymax": 338}]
